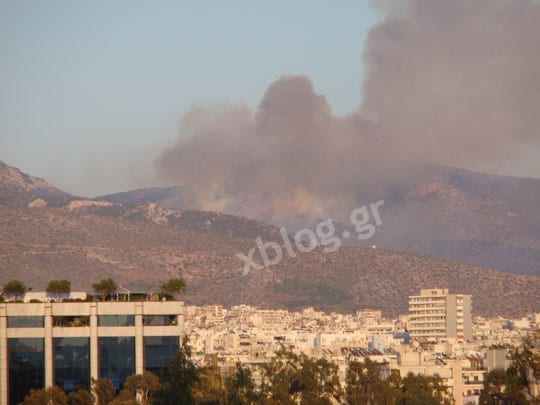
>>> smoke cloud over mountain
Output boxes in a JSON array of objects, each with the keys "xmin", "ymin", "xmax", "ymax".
[{"xmin": 156, "ymin": 0, "xmax": 540, "ymax": 225}]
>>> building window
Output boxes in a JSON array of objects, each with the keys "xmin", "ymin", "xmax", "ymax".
[
  {"xmin": 98, "ymin": 315, "xmax": 135, "ymax": 327},
  {"xmin": 8, "ymin": 338, "xmax": 45, "ymax": 405},
  {"xmin": 99, "ymin": 337, "xmax": 135, "ymax": 389},
  {"xmin": 8, "ymin": 316, "xmax": 44, "ymax": 328},
  {"xmin": 53, "ymin": 316, "xmax": 90, "ymax": 327},
  {"xmin": 144, "ymin": 336, "xmax": 179, "ymax": 375},
  {"xmin": 143, "ymin": 315, "xmax": 177, "ymax": 326},
  {"xmin": 53, "ymin": 338, "xmax": 90, "ymax": 392}
]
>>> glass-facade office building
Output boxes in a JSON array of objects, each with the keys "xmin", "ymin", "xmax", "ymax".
[
  {"xmin": 144, "ymin": 336, "xmax": 180, "ymax": 375},
  {"xmin": 8, "ymin": 338, "xmax": 45, "ymax": 405},
  {"xmin": 99, "ymin": 337, "xmax": 135, "ymax": 389},
  {"xmin": 0, "ymin": 301, "xmax": 184, "ymax": 405},
  {"xmin": 54, "ymin": 338, "xmax": 90, "ymax": 392}
]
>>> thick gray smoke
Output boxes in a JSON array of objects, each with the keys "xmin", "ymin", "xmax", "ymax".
[
  {"xmin": 156, "ymin": 0, "xmax": 540, "ymax": 225},
  {"xmin": 157, "ymin": 76, "xmax": 378, "ymax": 225},
  {"xmin": 363, "ymin": 0, "xmax": 540, "ymax": 170}
]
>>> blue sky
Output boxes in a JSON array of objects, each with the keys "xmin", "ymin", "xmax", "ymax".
[{"xmin": 0, "ymin": 1, "xmax": 378, "ymax": 196}]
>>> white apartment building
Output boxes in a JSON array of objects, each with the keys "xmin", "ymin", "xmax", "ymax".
[
  {"xmin": 408, "ymin": 289, "xmax": 472, "ymax": 342},
  {"xmin": 0, "ymin": 300, "xmax": 184, "ymax": 405}
]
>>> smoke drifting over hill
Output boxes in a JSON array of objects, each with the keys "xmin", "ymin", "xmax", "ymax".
[{"xmin": 156, "ymin": 0, "xmax": 540, "ymax": 225}]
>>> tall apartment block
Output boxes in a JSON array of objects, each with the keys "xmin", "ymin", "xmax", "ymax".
[
  {"xmin": 0, "ymin": 301, "xmax": 184, "ymax": 405},
  {"xmin": 408, "ymin": 289, "xmax": 472, "ymax": 342}
]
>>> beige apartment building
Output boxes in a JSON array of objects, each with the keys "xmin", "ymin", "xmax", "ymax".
[
  {"xmin": 0, "ymin": 300, "xmax": 184, "ymax": 405},
  {"xmin": 408, "ymin": 289, "xmax": 472, "ymax": 342}
]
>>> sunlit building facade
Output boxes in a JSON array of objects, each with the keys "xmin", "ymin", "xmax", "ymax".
[{"xmin": 0, "ymin": 301, "xmax": 184, "ymax": 405}]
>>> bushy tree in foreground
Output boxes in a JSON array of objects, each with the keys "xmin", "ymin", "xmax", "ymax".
[
  {"xmin": 400, "ymin": 372, "xmax": 453, "ymax": 405},
  {"xmin": 92, "ymin": 277, "xmax": 118, "ymax": 300},
  {"xmin": 154, "ymin": 336, "xmax": 199, "ymax": 405},
  {"xmin": 346, "ymin": 359, "xmax": 402, "ymax": 405},
  {"xmin": 46, "ymin": 279, "xmax": 71, "ymax": 300},
  {"xmin": 67, "ymin": 389, "xmax": 93, "ymax": 405},
  {"xmin": 259, "ymin": 348, "xmax": 342, "ymax": 405},
  {"xmin": 3, "ymin": 279, "xmax": 27, "ymax": 301},
  {"xmin": 159, "ymin": 277, "xmax": 186, "ymax": 300},
  {"xmin": 23, "ymin": 385, "xmax": 67, "ymax": 405},
  {"xmin": 192, "ymin": 354, "xmax": 226, "ymax": 404},
  {"xmin": 480, "ymin": 329, "xmax": 540, "ymax": 404},
  {"xmin": 92, "ymin": 378, "xmax": 116, "ymax": 405},
  {"xmin": 113, "ymin": 372, "xmax": 161, "ymax": 405},
  {"xmin": 224, "ymin": 362, "xmax": 259, "ymax": 404}
]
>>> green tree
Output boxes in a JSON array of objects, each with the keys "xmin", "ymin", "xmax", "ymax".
[
  {"xmin": 159, "ymin": 278, "xmax": 186, "ymax": 300},
  {"xmin": 3, "ymin": 279, "xmax": 27, "ymax": 301},
  {"xmin": 67, "ymin": 389, "xmax": 93, "ymax": 405},
  {"xmin": 23, "ymin": 385, "xmax": 68, "ymax": 405},
  {"xmin": 480, "ymin": 369, "xmax": 521, "ymax": 405},
  {"xmin": 507, "ymin": 335, "xmax": 540, "ymax": 402},
  {"xmin": 109, "ymin": 398, "xmax": 136, "ymax": 405},
  {"xmin": 346, "ymin": 359, "xmax": 383, "ymax": 405},
  {"xmin": 400, "ymin": 372, "xmax": 453, "ymax": 405},
  {"xmin": 92, "ymin": 378, "xmax": 117, "ymax": 405},
  {"xmin": 374, "ymin": 369, "xmax": 403, "ymax": 405},
  {"xmin": 193, "ymin": 354, "xmax": 226, "ymax": 404},
  {"xmin": 259, "ymin": 348, "xmax": 342, "ymax": 405},
  {"xmin": 480, "ymin": 331, "xmax": 540, "ymax": 404},
  {"xmin": 154, "ymin": 336, "xmax": 200, "ymax": 405},
  {"xmin": 46, "ymin": 279, "xmax": 71, "ymax": 301},
  {"xmin": 224, "ymin": 362, "xmax": 258, "ymax": 404},
  {"xmin": 92, "ymin": 277, "xmax": 118, "ymax": 300},
  {"xmin": 346, "ymin": 360, "xmax": 403, "ymax": 405},
  {"xmin": 115, "ymin": 372, "xmax": 161, "ymax": 405}
]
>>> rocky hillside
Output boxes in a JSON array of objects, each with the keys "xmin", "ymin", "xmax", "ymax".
[
  {"xmin": 360, "ymin": 166, "xmax": 540, "ymax": 277},
  {"xmin": 65, "ymin": 201, "xmax": 282, "ymax": 242},
  {"xmin": 0, "ymin": 206, "xmax": 538, "ymax": 318},
  {"xmin": 97, "ymin": 185, "xmax": 190, "ymax": 208},
  {"xmin": 101, "ymin": 165, "xmax": 540, "ymax": 277},
  {"xmin": 0, "ymin": 161, "xmax": 280, "ymax": 241},
  {"xmin": 0, "ymin": 160, "xmax": 74, "ymax": 207}
]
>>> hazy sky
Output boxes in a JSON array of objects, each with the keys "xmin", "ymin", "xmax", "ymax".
[{"xmin": 0, "ymin": 0, "xmax": 377, "ymax": 196}]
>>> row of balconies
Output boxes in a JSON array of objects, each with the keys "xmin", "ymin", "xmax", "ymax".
[
  {"xmin": 409, "ymin": 318, "xmax": 446, "ymax": 325},
  {"xmin": 408, "ymin": 331, "xmax": 447, "ymax": 337},
  {"xmin": 409, "ymin": 303, "xmax": 446, "ymax": 307},
  {"xmin": 408, "ymin": 301, "xmax": 446, "ymax": 307},
  {"xmin": 6, "ymin": 314, "xmax": 179, "ymax": 328},
  {"xmin": 408, "ymin": 325, "xmax": 447, "ymax": 331},
  {"xmin": 408, "ymin": 314, "xmax": 446, "ymax": 319}
]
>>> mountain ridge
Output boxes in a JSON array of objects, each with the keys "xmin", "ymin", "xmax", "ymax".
[
  {"xmin": 0, "ymin": 160, "xmax": 74, "ymax": 207},
  {"xmin": 99, "ymin": 164, "xmax": 540, "ymax": 276},
  {"xmin": 0, "ymin": 205, "xmax": 538, "ymax": 318}
]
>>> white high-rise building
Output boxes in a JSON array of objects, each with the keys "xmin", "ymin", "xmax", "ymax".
[{"xmin": 408, "ymin": 289, "xmax": 472, "ymax": 342}]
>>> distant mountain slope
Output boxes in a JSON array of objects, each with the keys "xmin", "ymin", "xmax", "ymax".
[
  {"xmin": 100, "ymin": 165, "xmax": 540, "ymax": 276},
  {"xmin": 0, "ymin": 206, "xmax": 538, "ymax": 318},
  {"xmin": 3, "ymin": 160, "xmax": 539, "ymax": 279},
  {"xmin": 0, "ymin": 161, "xmax": 281, "ymax": 241},
  {"xmin": 97, "ymin": 186, "xmax": 189, "ymax": 207},
  {"xmin": 0, "ymin": 160, "xmax": 74, "ymax": 207},
  {"xmin": 69, "ymin": 202, "xmax": 282, "ymax": 242},
  {"xmin": 361, "ymin": 165, "xmax": 540, "ymax": 276}
]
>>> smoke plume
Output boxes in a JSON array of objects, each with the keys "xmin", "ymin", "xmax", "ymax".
[{"xmin": 156, "ymin": 0, "xmax": 540, "ymax": 226}]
